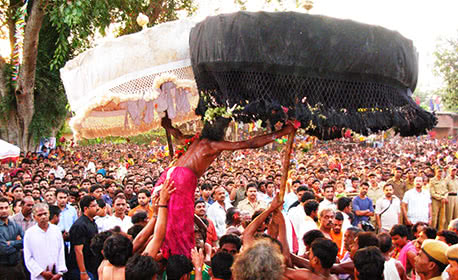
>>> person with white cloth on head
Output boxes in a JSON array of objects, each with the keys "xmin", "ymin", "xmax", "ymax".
[{"xmin": 24, "ymin": 203, "xmax": 67, "ymax": 280}]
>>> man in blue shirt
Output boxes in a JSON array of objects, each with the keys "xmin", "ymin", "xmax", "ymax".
[
  {"xmin": 352, "ymin": 182, "xmax": 374, "ymax": 226},
  {"xmin": 0, "ymin": 196, "xmax": 26, "ymax": 280},
  {"xmin": 56, "ymin": 189, "xmax": 78, "ymax": 234}
]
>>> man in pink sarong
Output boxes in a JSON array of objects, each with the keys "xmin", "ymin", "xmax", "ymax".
[{"xmin": 157, "ymin": 116, "xmax": 296, "ymax": 258}]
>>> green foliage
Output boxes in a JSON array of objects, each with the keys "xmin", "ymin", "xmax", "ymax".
[
  {"xmin": 77, "ymin": 130, "xmax": 167, "ymax": 146},
  {"xmin": 434, "ymin": 34, "xmax": 458, "ymax": 112},
  {"xmin": 0, "ymin": 63, "xmax": 16, "ymax": 121},
  {"xmin": 29, "ymin": 15, "xmax": 69, "ymax": 142},
  {"xmin": 48, "ymin": 0, "xmax": 196, "ymax": 70},
  {"xmin": 412, "ymin": 88, "xmax": 442, "ymax": 111}
]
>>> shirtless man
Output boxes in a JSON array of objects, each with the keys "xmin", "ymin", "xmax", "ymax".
[
  {"xmin": 285, "ymin": 238, "xmax": 338, "ymax": 280},
  {"xmin": 158, "ymin": 116, "xmax": 296, "ymax": 258}
]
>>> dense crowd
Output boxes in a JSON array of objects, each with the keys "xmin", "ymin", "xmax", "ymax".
[{"xmin": 0, "ymin": 134, "xmax": 457, "ymax": 280}]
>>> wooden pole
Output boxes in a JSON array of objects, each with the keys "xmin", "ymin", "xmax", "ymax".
[
  {"xmin": 164, "ymin": 112, "xmax": 174, "ymax": 160},
  {"xmin": 279, "ymin": 130, "xmax": 296, "ymax": 201},
  {"xmin": 165, "ymin": 129, "xmax": 174, "ymax": 160}
]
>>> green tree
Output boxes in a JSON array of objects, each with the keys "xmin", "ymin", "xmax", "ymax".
[
  {"xmin": 434, "ymin": 34, "xmax": 458, "ymax": 112},
  {"xmin": 0, "ymin": 0, "xmax": 195, "ymax": 150}
]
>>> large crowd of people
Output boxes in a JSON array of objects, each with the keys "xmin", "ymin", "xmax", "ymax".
[{"xmin": 0, "ymin": 129, "xmax": 457, "ymax": 280}]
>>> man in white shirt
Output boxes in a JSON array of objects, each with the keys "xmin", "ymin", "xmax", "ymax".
[
  {"xmin": 24, "ymin": 203, "xmax": 67, "ymax": 280},
  {"xmin": 319, "ymin": 184, "xmax": 337, "ymax": 212},
  {"xmin": 375, "ymin": 183, "xmax": 401, "ymax": 232},
  {"xmin": 402, "ymin": 176, "xmax": 432, "ymax": 226},
  {"xmin": 104, "ymin": 195, "xmax": 133, "ymax": 232},
  {"xmin": 94, "ymin": 199, "xmax": 111, "ymax": 232},
  {"xmin": 294, "ymin": 199, "xmax": 319, "ymax": 256},
  {"xmin": 336, "ymin": 197, "xmax": 353, "ymax": 233},
  {"xmin": 207, "ymin": 186, "xmax": 232, "ymax": 238}
]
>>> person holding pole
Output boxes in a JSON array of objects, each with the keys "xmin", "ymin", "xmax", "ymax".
[{"xmin": 158, "ymin": 116, "xmax": 297, "ymax": 258}]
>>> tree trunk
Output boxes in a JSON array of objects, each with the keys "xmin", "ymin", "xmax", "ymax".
[{"xmin": 15, "ymin": 0, "xmax": 45, "ymax": 151}]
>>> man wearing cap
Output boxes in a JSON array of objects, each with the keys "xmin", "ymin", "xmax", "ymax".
[
  {"xmin": 446, "ymin": 166, "xmax": 458, "ymax": 227},
  {"xmin": 446, "ymin": 244, "xmax": 458, "ymax": 280},
  {"xmin": 415, "ymin": 239, "xmax": 449, "ymax": 280},
  {"xmin": 430, "ymin": 168, "xmax": 449, "ymax": 229}
]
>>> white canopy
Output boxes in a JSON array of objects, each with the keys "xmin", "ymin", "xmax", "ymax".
[
  {"xmin": 0, "ymin": 139, "xmax": 20, "ymax": 161},
  {"xmin": 60, "ymin": 19, "xmax": 199, "ymax": 140}
]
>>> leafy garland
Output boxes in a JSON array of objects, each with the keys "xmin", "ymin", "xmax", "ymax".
[
  {"xmin": 203, "ymin": 104, "xmax": 243, "ymax": 123},
  {"xmin": 11, "ymin": 0, "xmax": 28, "ymax": 87},
  {"xmin": 174, "ymin": 132, "xmax": 200, "ymax": 158}
]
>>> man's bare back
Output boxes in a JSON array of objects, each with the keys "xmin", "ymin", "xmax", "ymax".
[
  {"xmin": 163, "ymin": 117, "xmax": 296, "ymax": 178},
  {"xmin": 285, "ymin": 268, "xmax": 338, "ymax": 280}
]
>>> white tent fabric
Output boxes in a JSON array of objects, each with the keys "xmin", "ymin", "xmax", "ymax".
[
  {"xmin": 60, "ymin": 19, "xmax": 199, "ymax": 140},
  {"xmin": 0, "ymin": 139, "xmax": 20, "ymax": 160}
]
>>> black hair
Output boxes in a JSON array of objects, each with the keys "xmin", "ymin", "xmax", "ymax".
[
  {"xmin": 251, "ymin": 209, "xmax": 271, "ymax": 225},
  {"xmin": 303, "ymin": 229, "xmax": 325, "ymax": 247},
  {"xmin": 127, "ymin": 225, "xmax": 144, "ymax": 240},
  {"xmin": 219, "ymin": 234, "xmax": 242, "ymax": 251},
  {"xmin": 79, "ymin": 195, "xmax": 96, "ymax": 212},
  {"xmin": 437, "ymin": 230, "xmax": 458, "ymax": 245},
  {"xmin": 377, "ymin": 232, "xmax": 393, "ymax": 253},
  {"xmin": 322, "ymin": 184, "xmax": 334, "ymax": 192},
  {"xmin": 90, "ymin": 184, "xmax": 104, "ymax": 193},
  {"xmin": 125, "ymin": 254, "xmax": 159, "ymax": 280},
  {"xmin": 335, "ymin": 211, "xmax": 344, "ymax": 221},
  {"xmin": 353, "ymin": 247, "xmax": 385, "ymax": 280},
  {"xmin": 131, "ymin": 211, "xmax": 148, "ymax": 224},
  {"xmin": 194, "ymin": 199, "xmax": 206, "ymax": 207},
  {"xmin": 55, "ymin": 188, "xmax": 69, "ymax": 196},
  {"xmin": 226, "ymin": 207, "xmax": 239, "ymax": 226},
  {"xmin": 357, "ymin": 232, "xmax": 379, "ymax": 249},
  {"xmin": 300, "ymin": 191, "xmax": 315, "ymax": 203},
  {"xmin": 211, "ymin": 252, "xmax": 234, "ymax": 280},
  {"xmin": 103, "ymin": 233, "xmax": 133, "ymax": 267},
  {"xmin": 337, "ymin": 197, "xmax": 352, "ymax": 211},
  {"xmin": 90, "ymin": 230, "xmax": 115, "ymax": 264},
  {"xmin": 412, "ymin": 222, "xmax": 428, "ymax": 235},
  {"xmin": 422, "ymin": 227, "xmax": 438, "ymax": 239},
  {"xmin": 49, "ymin": 205, "xmax": 61, "ymax": 220},
  {"xmin": 200, "ymin": 117, "xmax": 231, "ymax": 141},
  {"xmin": 390, "ymin": 224, "xmax": 409, "ymax": 238},
  {"xmin": 12, "ymin": 199, "xmax": 22, "ymax": 208},
  {"xmin": 311, "ymin": 238, "xmax": 338, "ymax": 269},
  {"xmin": 200, "ymin": 183, "xmax": 212, "ymax": 191},
  {"xmin": 296, "ymin": 185, "xmax": 309, "ymax": 193},
  {"xmin": 303, "ymin": 199, "xmax": 319, "ymax": 216},
  {"xmin": 96, "ymin": 198, "xmax": 106, "ymax": 208},
  {"xmin": 166, "ymin": 254, "xmax": 193, "ymax": 280},
  {"xmin": 137, "ymin": 189, "xmax": 151, "ymax": 197},
  {"xmin": 245, "ymin": 183, "xmax": 258, "ymax": 193}
]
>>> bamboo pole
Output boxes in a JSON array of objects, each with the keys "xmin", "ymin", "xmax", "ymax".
[
  {"xmin": 279, "ymin": 130, "xmax": 296, "ymax": 201},
  {"xmin": 164, "ymin": 112, "xmax": 174, "ymax": 160}
]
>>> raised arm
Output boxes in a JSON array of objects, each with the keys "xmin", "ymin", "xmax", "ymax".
[
  {"xmin": 243, "ymin": 195, "xmax": 283, "ymax": 247},
  {"xmin": 143, "ymin": 179, "xmax": 175, "ymax": 257},
  {"xmin": 271, "ymin": 209, "xmax": 292, "ymax": 267},
  {"xmin": 161, "ymin": 117, "xmax": 189, "ymax": 145},
  {"xmin": 132, "ymin": 195, "xmax": 159, "ymax": 253},
  {"xmin": 210, "ymin": 123, "xmax": 296, "ymax": 152}
]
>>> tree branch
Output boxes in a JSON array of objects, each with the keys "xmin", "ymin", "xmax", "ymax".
[{"xmin": 17, "ymin": 0, "xmax": 45, "ymax": 94}]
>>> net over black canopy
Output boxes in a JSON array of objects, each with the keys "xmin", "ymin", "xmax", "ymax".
[{"xmin": 190, "ymin": 12, "xmax": 437, "ymax": 139}]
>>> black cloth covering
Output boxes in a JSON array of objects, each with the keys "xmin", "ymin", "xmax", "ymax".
[{"xmin": 190, "ymin": 11, "xmax": 437, "ymax": 139}]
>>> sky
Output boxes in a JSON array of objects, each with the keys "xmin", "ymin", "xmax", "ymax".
[
  {"xmin": 192, "ymin": 0, "xmax": 458, "ymax": 92},
  {"xmin": 1, "ymin": 0, "xmax": 457, "ymax": 92}
]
